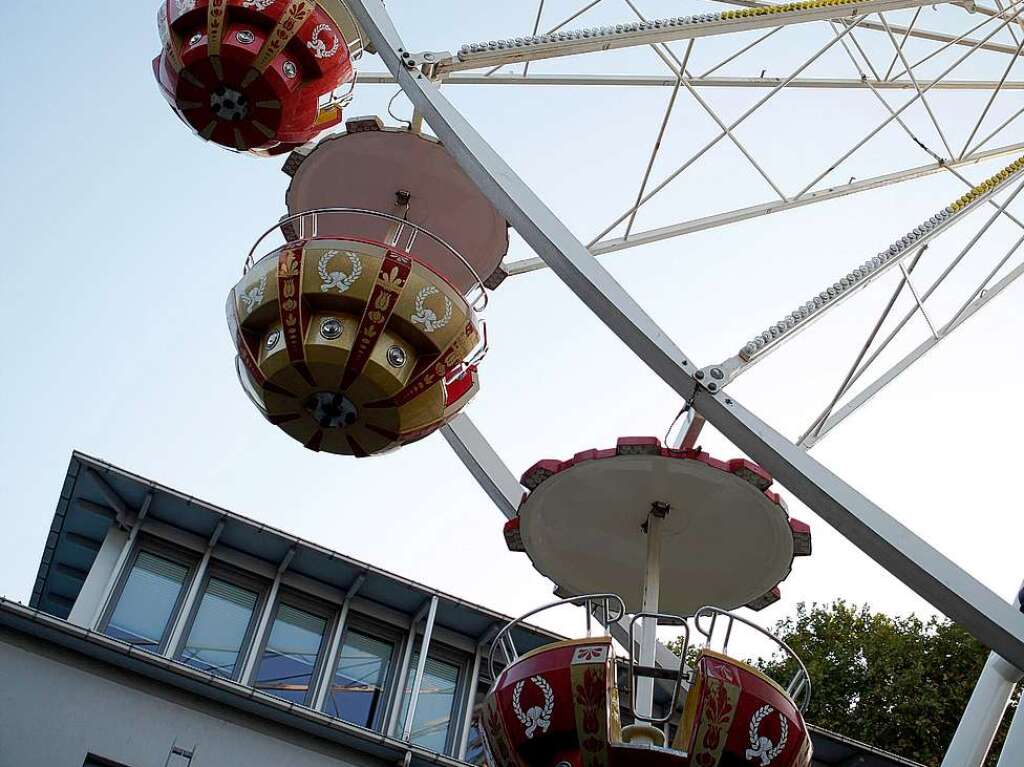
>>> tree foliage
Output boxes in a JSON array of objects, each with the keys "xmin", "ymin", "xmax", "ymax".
[{"xmin": 671, "ymin": 601, "xmax": 1018, "ymax": 765}]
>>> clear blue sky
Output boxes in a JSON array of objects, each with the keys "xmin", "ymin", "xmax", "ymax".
[{"xmin": 1, "ymin": 1, "xmax": 1022, "ymax": 640}]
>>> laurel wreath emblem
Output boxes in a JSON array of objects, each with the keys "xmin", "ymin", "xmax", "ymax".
[
  {"xmin": 512, "ymin": 675, "xmax": 554, "ymax": 739},
  {"xmin": 242, "ymin": 0, "xmax": 275, "ymax": 10},
  {"xmin": 307, "ymin": 23, "xmax": 340, "ymax": 59},
  {"xmin": 411, "ymin": 286, "xmax": 453, "ymax": 332},
  {"xmin": 240, "ymin": 274, "xmax": 267, "ymax": 313},
  {"xmin": 745, "ymin": 704, "xmax": 788, "ymax": 766},
  {"xmin": 318, "ymin": 251, "xmax": 362, "ymax": 294}
]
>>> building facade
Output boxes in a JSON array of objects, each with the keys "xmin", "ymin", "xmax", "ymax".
[{"xmin": 0, "ymin": 453, "xmax": 918, "ymax": 767}]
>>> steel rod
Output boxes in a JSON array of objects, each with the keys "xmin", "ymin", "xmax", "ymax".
[
  {"xmin": 794, "ymin": 5, "xmax": 1023, "ymax": 200},
  {"xmin": 959, "ymin": 32, "xmax": 1024, "ymax": 159},
  {"xmin": 587, "ymin": 18, "xmax": 866, "ymax": 246},
  {"xmin": 798, "ymin": 248, "xmax": 928, "ymax": 445},
  {"xmin": 807, "ymin": 241, "xmax": 1024, "ymax": 446}
]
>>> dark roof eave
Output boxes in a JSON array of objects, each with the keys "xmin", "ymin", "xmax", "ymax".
[{"xmin": 35, "ymin": 451, "xmax": 561, "ymax": 650}]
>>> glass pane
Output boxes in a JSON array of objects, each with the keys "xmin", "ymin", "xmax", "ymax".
[
  {"xmin": 464, "ymin": 679, "xmax": 492, "ymax": 766},
  {"xmin": 179, "ymin": 577, "xmax": 258, "ymax": 678},
  {"xmin": 323, "ymin": 629, "xmax": 394, "ymax": 727},
  {"xmin": 105, "ymin": 551, "xmax": 188, "ymax": 651},
  {"xmin": 398, "ymin": 651, "xmax": 460, "ymax": 753},
  {"xmin": 253, "ymin": 602, "xmax": 327, "ymax": 705},
  {"xmin": 464, "ymin": 717, "xmax": 486, "ymax": 765}
]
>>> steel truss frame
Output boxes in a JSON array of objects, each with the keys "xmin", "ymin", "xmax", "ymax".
[{"xmin": 344, "ymin": 0, "xmax": 1024, "ymax": 679}]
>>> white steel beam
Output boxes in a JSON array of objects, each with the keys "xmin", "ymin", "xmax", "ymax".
[
  {"xmin": 359, "ymin": 71, "xmax": 1024, "ymax": 89},
  {"xmin": 439, "ymin": 0, "xmax": 946, "ymax": 74},
  {"xmin": 348, "ymin": 0, "xmax": 1024, "ymax": 669},
  {"xmin": 442, "ymin": 414, "xmax": 522, "ymax": 518},
  {"xmin": 941, "ymin": 580, "xmax": 1024, "ymax": 767},
  {"xmin": 502, "ymin": 141, "xmax": 1024, "ymax": 275}
]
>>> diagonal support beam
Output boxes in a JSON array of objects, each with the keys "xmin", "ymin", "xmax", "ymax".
[{"xmin": 350, "ymin": 0, "xmax": 1024, "ymax": 669}]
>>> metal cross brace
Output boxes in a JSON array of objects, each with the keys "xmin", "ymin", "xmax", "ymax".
[{"xmin": 346, "ymin": 0, "xmax": 1024, "ymax": 670}]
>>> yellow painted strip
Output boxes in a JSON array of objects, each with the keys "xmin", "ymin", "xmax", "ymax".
[
  {"xmin": 949, "ymin": 156, "xmax": 1024, "ymax": 212},
  {"xmin": 251, "ymin": 0, "xmax": 315, "ymax": 75},
  {"xmin": 207, "ymin": 0, "xmax": 227, "ymax": 57},
  {"xmin": 158, "ymin": 4, "xmax": 185, "ymax": 73}
]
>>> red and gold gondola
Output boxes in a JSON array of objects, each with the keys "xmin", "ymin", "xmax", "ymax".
[
  {"xmin": 482, "ymin": 437, "xmax": 815, "ymax": 767},
  {"xmin": 228, "ymin": 209, "xmax": 487, "ymax": 456},
  {"xmin": 154, "ymin": 0, "xmax": 364, "ymax": 155}
]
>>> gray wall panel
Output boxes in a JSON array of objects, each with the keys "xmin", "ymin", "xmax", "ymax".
[{"xmin": 0, "ymin": 628, "xmax": 386, "ymax": 767}]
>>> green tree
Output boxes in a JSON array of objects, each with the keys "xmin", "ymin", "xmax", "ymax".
[{"xmin": 670, "ymin": 601, "xmax": 1018, "ymax": 765}]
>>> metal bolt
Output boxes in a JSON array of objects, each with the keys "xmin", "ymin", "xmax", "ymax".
[
  {"xmin": 236, "ymin": 30, "xmax": 255, "ymax": 44},
  {"xmin": 695, "ymin": 370, "xmax": 705, "ymax": 380},
  {"xmin": 708, "ymin": 382, "xmax": 718, "ymax": 392},
  {"xmin": 188, "ymin": 33, "xmax": 202, "ymax": 46},
  {"xmin": 386, "ymin": 345, "xmax": 407, "ymax": 368},
  {"xmin": 710, "ymin": 367, "xmax": 724, "ymax": 380},
  {"xmin": 283, "ymin": 61, "xmax": 297, "ymax": 79},
  {"xmin": 319, "ymin": 318, "xmax": 343, "ymax": 340}
]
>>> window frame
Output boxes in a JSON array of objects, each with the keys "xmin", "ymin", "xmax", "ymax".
[
  {"xmin": 250, "ymin": 587, "xmax": 337, "ymax": 708},
  {"xmin": 321, "ymin": 612, "xmax": 405, "ymax": 730},
  {"xmin": 171, "ymin": 561, "xmax": 268, "ymax": 681},
  {"xmin": 396, "ymin": 637, "xmax": 472, "ymax": 756},
  {"xmin": 99, "ymin": 536, "xmax": 197, "ymax": 655},
  {"xmin": 462, "ymin": 671, "xmax": 495, "ymax": 766}
]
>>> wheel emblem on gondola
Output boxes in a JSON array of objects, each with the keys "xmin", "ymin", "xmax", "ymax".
[
  {"xmin": 745, "ymin": 705, "xmax": 788, "ymax": 766},
  {"xmin": 411, "ymin": 286, "xmax": 453, "ymax": 333},
  {"xmin": 318, "ymin": 250, "xmax": 362, "ymax": 294},
  {"xmin": 512, "ymin": 676, "xmax": 554, "ymax": 739},
  {"xmin": 307, "ymin": 23, "xmax": 340, "ymax": 59}
]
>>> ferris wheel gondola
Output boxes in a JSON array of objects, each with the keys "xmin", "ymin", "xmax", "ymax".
[{"xmin": 154, "ymin": 0, "xmax": 365, "ymax": 155}]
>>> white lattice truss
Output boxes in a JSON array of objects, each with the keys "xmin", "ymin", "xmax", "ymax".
[{"xmin": 362, "ymin": 0, "xmax": 1024, "ymax": 451}]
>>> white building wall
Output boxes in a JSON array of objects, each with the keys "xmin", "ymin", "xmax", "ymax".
[{"xmin": 0, "ymin": 627, "xmax": 388, "ymax": 767}]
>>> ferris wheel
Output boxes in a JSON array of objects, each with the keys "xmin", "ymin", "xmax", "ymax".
[{"xmin": 153, "ymin": 0, "xmax": 1024, "ymax": 764}]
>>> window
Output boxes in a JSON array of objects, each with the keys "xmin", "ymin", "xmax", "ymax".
[
  {"xmin": 322, "ymin": 628, "xmax": 396, "ymax": 728},
  {"xmin": 178, "ymin": 576, "xmax": 259, "ymax": 679},
  {"xmin": 103, "ymin": 549, "xmax": 189, "ymax": 652},
  {"xmin": 398, "ymin": 650, "xmax": 462, "ymax": 753},
  {"xmin": 252, "ymin": 600, "xmax": 329, "ymax": 705}
]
